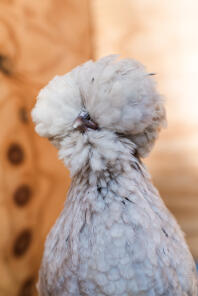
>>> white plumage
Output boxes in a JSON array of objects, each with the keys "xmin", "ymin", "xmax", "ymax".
[{"xmin": 32, "ymin": 55, "xmax": 198, "ymax": 296}]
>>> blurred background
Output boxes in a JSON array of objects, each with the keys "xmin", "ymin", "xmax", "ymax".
[{"xmin": 0, "ymin": 0, "xmax": 197, "ymax": 295}]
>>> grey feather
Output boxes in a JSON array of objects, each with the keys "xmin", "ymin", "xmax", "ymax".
[{"xmin": 32, "ymin": 55, "xmax": 198, "ymax": 296}]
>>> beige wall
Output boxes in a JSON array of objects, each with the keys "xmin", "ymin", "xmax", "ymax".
[{"xmin": 92, "ymin": 0, "xmax": 198, "ymax": 257}]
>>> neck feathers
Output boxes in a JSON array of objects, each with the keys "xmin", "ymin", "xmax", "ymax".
[{"xmin": 58, "ymin": 129, "xmax": 139, "ymax": 177}]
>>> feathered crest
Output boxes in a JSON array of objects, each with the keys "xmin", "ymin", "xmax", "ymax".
[{"xmin": 32, "ymin": 55, "xmax": 166, "ymax": 162}]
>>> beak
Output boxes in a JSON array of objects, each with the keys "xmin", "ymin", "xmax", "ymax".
[{"xmin": 73, "ymin": 112, "xmax": 98, "ymax": 133}]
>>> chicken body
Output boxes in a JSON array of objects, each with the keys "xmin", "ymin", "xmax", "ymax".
[
  {"xmin": 38, "ymin": 132, "xmax": 197, "ymax": 296},
  {"xmin": 32, "ymin": 56, "xmax": 198, "ymax": 296}
]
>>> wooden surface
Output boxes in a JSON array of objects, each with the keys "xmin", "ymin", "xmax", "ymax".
[
  {"xmin": 0, "ymin": 1, "xmax": 91, "ymax": 295},
  {"xmin": 92, "ymin": 0, "xmax": 198, "ymax": 258}
]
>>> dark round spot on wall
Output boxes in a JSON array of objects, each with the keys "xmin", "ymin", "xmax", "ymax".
[
  {"xmin": 0, "ymin": 54, "xmax": 13, "ymax": 75},
  {"xmin": 13, "ymin": 229, "xmax": 32, "ymax": 257},
  {"xmin": 7, "ymin": 143, "xmax": 24, "ymax": 165},
  {"xmin": 14, "ymin": 185, "xmax": 32, "ymax": 206},
  {"xmin": 19, "ymin": 107, "xmax": 29, "ymax": 123},
  {"xmin": 18, "ymin": 277, "xmax": 35, "ymax": 296}
]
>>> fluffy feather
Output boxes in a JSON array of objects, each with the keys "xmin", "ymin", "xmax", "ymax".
[
  {"xmin": 32, "ymin": 55, "xmax": 166, "ymax": 164},
  {"xmin": 32, "ymin": 55, "xmax": 197, "ymax": 296}
]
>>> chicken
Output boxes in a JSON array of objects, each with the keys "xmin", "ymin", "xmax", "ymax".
[{"xmin": 32, "ymin": 55, "xmax": 198, "ymax": 296}]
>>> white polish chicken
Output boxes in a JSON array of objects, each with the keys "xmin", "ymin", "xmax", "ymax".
[{"xmin": 32, "ymin": 55, "xmax": 198, "ymax": 296}]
